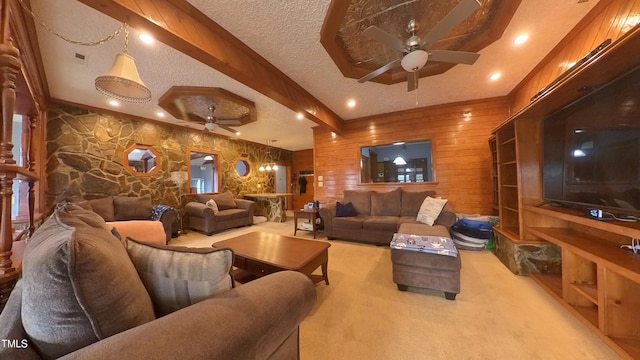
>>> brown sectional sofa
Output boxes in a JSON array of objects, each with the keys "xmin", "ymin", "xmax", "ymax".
[
  {"xmin": 185, "ymin": 191, "xmax": 256, "ymax": 235},
  {"xmin": 319, "ymin": 188, "xmax": 456, "ymax": 245},
  {"xmin": 78, "ymin": 194, "xmax": 179, "ymax": 244}
]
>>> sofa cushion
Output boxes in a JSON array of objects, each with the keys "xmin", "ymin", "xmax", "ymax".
[
  {"xmin": 114, "ymin": 195, "xmax": 153, "ymax": 220},
  {"xmin": 363, "ymin": 216, "xmax": 400, "ymax": 232},
  {"xmin": 400, "ymin": 189, "xmax": 436, "ymax": 217},
  {"xmin": 107, "ymin": 220, "xmax": 167, "ymax": 246},
  {"xmin": 21, "ymin": 203, "xmax": 155, "ymax": 359},
  {"xmin": 333, "ymin": 216, "xmax": 365, "ymax": 230},
  {"xmin": 343, "ymin": 190, "xmax": 372, "ymax": 216},
  {"xmin": 88, "ymin": 196, "xmax": 115, "ymax": 221},
  {"xmin": 206, "ymin": 199, "xmax": 219, "ymax": 214},
  {"xmin": 215, "ymin": 208, "xmax": 249, "ymax": 221},
  {"xmin": 198, "ymin": 191, "xmax": 236, "ymax": 210},
  {"xmin": 416, "ymin": 196, "xmax": 448, "ymax": 226},
  {"xmin": 126, "ymin": 239, "xmax": 233, "ymax": 316},
  {"xmin": 336, "ymin": 201, "xmax": 357, "ymax": 217},
  {"xmin": 371, "ymin": 188, "xmax": 401, "ymax": 216}
]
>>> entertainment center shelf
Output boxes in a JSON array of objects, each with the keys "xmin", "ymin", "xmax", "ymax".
[
  {"xmin": 489, "ymin": 25, "xmax": 640, "ymax": 359},
  {"xmin": 525, "ymin": 205, "xmax": 640, "ymax": 360}
]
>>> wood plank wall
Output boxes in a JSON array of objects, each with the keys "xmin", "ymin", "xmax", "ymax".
[
  {"xmin": 313, "ymin": 97, "xmax": 510, "ymax": 215},
  {"xmin": 292, "ymin": 149, "xmax": 315, "ymax": 210},
  {"xmin": 509, "ymin": 0, "xmax": 640, "ymax": 112}
]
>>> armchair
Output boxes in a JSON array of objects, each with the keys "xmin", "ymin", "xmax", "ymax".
[{"xmin": 185, "ymin": 191, "xmax": 256, "ymax": 235}]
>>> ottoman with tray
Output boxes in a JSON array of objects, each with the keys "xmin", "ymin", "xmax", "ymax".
[{"xmin": 390, "ymin": 223, "xmax": 461, "ymax": 300}]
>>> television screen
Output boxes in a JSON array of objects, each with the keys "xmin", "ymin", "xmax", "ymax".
[{"xmin": 543, "ymin": 65, "xmax": 640, "ymax": 215}]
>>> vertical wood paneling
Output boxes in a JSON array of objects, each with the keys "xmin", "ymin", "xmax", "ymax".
[
  {"xmin": 314, "ymin": 97, "xmax": 510, "ymax": 215},
  {"xmin": 292, "ymin": 149, "xmax": 315, "ymax": 210},
  {"xmin": 509, "ymin": 0, "xmax": 639, "ymax": 112}
]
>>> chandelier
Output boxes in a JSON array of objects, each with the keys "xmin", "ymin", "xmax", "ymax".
[{"xmin": 259, "ymin": 140, "xmax": 279, "ymax": 172}]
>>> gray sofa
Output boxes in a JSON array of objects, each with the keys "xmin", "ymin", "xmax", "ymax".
[
  {"xmin": 185, "ymin": 191, "xmax": 256, "ymax": 235},
  {"xmin": 77, "ymin": 194, "xmax": 179, "ymax": 244},
  {"xmin": 0, "ymin": 204, "xmax": 316, "ymax": 359},
  {"xmin": 319, "ymin": 188, "xmax": 457, "ymax": 245}
]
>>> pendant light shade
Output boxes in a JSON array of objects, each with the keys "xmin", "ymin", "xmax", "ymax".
[
  {"xmin": 95, "ymin": 52, "xmax": 152, "ymax": 103},
  {"xmin": 393, "ymin": 155, "xmax": 407, "ymax": 165}
]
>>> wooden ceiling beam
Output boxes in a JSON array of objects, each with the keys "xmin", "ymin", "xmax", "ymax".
[{"xmin": 76, "ymin": 0, "xmax": 343, "ymax": 133}]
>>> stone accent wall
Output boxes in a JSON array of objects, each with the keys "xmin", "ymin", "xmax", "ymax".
[
  {"xmin": 45, "ymin": 105, "xmax": 292, "ymax": 212},
  {"xmin": 493, "ymin": 231, "xmax": 562, "ymax": 276}
]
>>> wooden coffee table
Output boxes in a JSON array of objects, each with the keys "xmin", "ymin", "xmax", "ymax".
[{"xmin": 212, "ymin": 231, "xmax": 330, "ymax": 285}]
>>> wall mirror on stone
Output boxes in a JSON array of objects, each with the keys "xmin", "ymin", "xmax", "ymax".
[
  {"xmin": 236, "ymin": 157, "xmax": 251, "ymax": 177},
  {"xmin": 189, "ymin": 149, "xmax": 220, "ymax": 194},
  {"xmin": 124, "ymin": 144, "xmax": 161, "ymax": 176},
  {"xmin": 360, "ymin": 140, "xmax": 434, "ymax": 184}
]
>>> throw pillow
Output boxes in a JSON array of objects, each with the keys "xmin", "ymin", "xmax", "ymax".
[
  {"xmin": 21, "ymin": 203, "xmax": 155, "ymax": 359},
  {"xmin": 87, "ymin": 196, "xmax": 115, "ymax": 221},
  {"xmin": 198, "ymin": 191, "xmax": 236, "ymax": 210},
  {"xmin": 126, "ymin": 239, "xmax": 234, "ymax": 316},
  {"xmin": 416, "ymin": 196, "xmax": 448, "ymax": 226},
  {"xmin": 113, "ymin": 194, "xmax": 153, "ymax": 220},
  {"xmin": 206, "ymin": 199, "xmax": 219, "ymax": 214},
  {"xmin": 336, "ymin": 201, "xmax": 358, "ymax": 217}
]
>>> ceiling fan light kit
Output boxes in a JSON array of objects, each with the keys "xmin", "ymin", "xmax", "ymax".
[
  {"xmin": 358, "ymin": 0, "xmax": 481, "ymax": 92},
  {"xmin": 401, "ymin": 50, "xmax": 429, "ymax": 72}
]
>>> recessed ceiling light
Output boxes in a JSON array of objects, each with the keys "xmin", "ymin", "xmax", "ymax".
[
  {"xmin": 296, "ymin": 113, "xmax": 304, "ymax": 120},
  {"xmin": 514, "ymin": 34, "xmax": 529, "ymax": 45},
  {"xmin": 138, "ymin": 33, "xmax": 155, "ymax": 44},
  {"xmin": 347, "ymin": 99, "xmax": 356, "ymax": 108},
  {"xmin": 156, "ymin": 111, "xmax": 165, "ymax": 118},
  {"xmin": 489, "ymin": 73, "xmax": 501, "ymax": 81},
  {"xmin": 108, "ymin": 100, "xmax": 120, "ymax": 106},
  {"xmin": 235, "ymin": 131, "xmax": 241, "ymax": 136}
]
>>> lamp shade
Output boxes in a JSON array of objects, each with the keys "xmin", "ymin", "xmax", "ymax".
[
  {"xmin": 95, "ymin": 53, "xmax": 152, "ymax": 103},
  {"xmin": 401, "ymin": 50, "xmax": 429, "ymax": 72}
]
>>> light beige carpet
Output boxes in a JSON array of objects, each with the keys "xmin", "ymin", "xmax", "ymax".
[{"xmin": 170, "ymin": 216, "xmax": 621, "ymax": 360}]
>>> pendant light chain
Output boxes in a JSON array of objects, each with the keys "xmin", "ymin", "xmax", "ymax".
[{"xmin": 18, "ymin": 0, "xmax": 125, "ymax": 47}]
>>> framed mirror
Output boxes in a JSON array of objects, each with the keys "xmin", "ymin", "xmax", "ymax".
[
  {"xmin": 235, "ymin": 157, "xmax": 251, "ymax": 177},
  {"xmin": 360, "ymin": 140, "xmax": 433, "ymax": 184},
  {"xmin": 189, "ymin": 149, "xmax": 220, "ymax": 193},
  {"xmin": 125, "ymin": 144, "xmax": 161, "ymax": 176}
]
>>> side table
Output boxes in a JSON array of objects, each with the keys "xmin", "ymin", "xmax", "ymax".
[{"xmin": 293, "ymin": 209, "xmax": 323, "ymax": 239}]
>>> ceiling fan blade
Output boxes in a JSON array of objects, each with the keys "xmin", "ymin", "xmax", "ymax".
[
  {"xmin": 428, "ymin": 50, "xmax": 480, "ymax": 65},
  {"xmin": 358, "ymin": 59, "xmax": 402, "ymax": 83},
  {"xmin": 217, "ymin": 119, "xmax": 242, "ymax": 126},
  {"xmin": 362, "ymin": 25, "xmax": 407, "ymax": 52},
  {"xmin": 420, "ymin": 0, "xmax": 480, "ymax": 49},
  {"xmin": 220, "ymin": 125, "xmax": 238, "ymax": 134},
  {"xmin": 407, "ymin": 71, "xmax": 418, "ymax": 92}
]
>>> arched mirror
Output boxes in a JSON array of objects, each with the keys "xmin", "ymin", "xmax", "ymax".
[
  {"xmin": 236, "ymin": 157, "xmax": 251, "ymax": 177},
  {"xmin": 125, "ymin": 144, "xmax": 161, "ymax": 176},
  {"xmin": 189, "ymin": 149, "xmax": 220, "ymax": 193}
]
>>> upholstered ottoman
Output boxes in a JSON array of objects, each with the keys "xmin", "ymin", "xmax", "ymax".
[{"xmin": 390, "ymin": 223, "xmax": 461, "ymax": 300}]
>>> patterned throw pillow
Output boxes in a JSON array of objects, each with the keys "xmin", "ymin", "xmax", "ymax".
[
  {"xmin": 416, "ymin": 196, "xmax": 448, "ymax": 226},
  {"xmin": 126, "ymin": 239, "xmax": 234, "ymax": 316}
]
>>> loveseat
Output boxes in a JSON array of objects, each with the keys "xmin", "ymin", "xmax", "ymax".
[
  {"xmin": 0, "ymin": 203, "xmax": 316, "ymax": 359},
  {"xmin": 319, "ymin": 188, "xmax": 457, "ymax": 245},
  {"xmin": 185, "ymin": 191, "xmax": 256, "ymax": 235},
  {"xmin": 77, "ymin": 194, "xmax": 179, "ymax": 244}
]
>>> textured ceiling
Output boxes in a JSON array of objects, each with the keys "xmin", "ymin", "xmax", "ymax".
[{"xmin": 29, "ymin": 0, "xmax": 599, "ymax": 150}]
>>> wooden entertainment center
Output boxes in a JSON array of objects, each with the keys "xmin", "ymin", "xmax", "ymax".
[{"xmin": 492, "ymin": 27, "xmax": 640, "ymax": 360}]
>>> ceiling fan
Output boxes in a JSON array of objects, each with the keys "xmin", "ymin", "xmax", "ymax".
[
  {"xmin": 358, "ymin": 0, "xmax": 481, "ymax": 92},
  {"xmin": 201, "ymin": 104, "xmax": 239, "ymax": 135}
]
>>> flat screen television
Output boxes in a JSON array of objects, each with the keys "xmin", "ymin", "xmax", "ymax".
[{"xmin": 543, "ymin": 64, "xmax": 640, "ymax": 216}]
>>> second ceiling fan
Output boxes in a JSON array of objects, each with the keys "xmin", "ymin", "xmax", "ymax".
[{"xmin": 358, "ymin": 0, "xmax": 482, "ymax": 92}]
